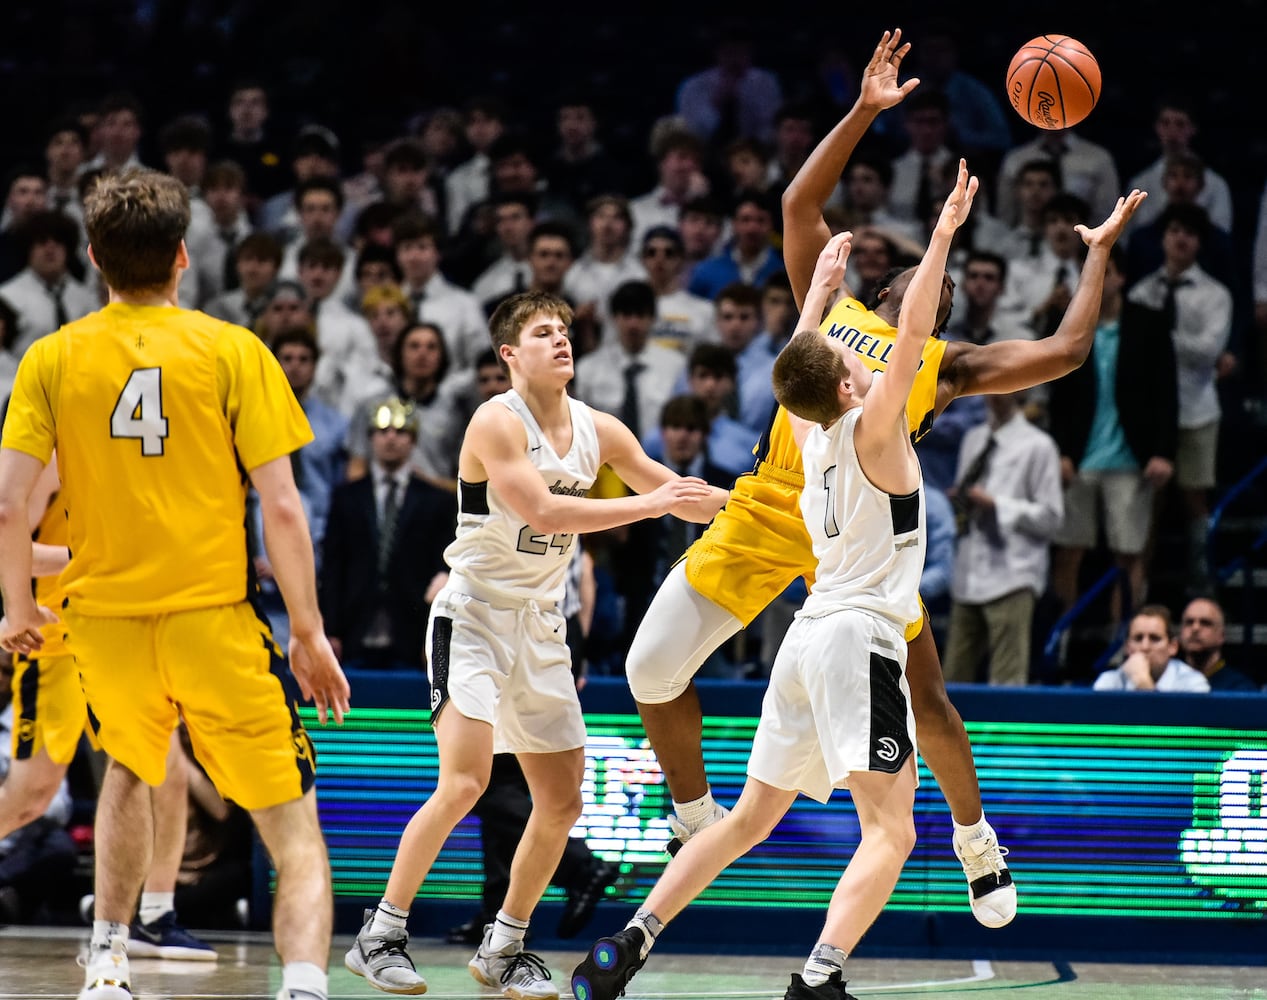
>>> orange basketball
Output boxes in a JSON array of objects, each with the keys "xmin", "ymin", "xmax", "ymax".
[{"xmin": 1006, "ymin": 34, "xmax": 1101, "ymax": 130}]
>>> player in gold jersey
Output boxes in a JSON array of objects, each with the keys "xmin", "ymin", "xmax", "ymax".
[
  {"xmin": 625, "ymin": 29, "xmax": 1145, "ymax": 929},
  {"xmin": 0, "ymin": 459, "xmax": 216, "ymax": 960},
  {"xmin": 0, "ymin": 169, "xmax": 349, "ymax": 1000}
]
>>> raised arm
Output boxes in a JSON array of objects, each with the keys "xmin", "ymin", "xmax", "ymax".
[
  {"xmin": 595, "ymin": 411, "xmax": 728, "ymax": 524},
  {"xmin": 464, "ymin": 403, "xmax": 714, "ymax": 534},
  {"xmin": 783, "ymin": 29, "xmax": 919, "ymax": 309},
  {"xmin": 941, "ymin": 189, "xmax": 1148, "ymax": 402},
  {"xmin": 865, "ymin": 160, "xmax": 977, "ymax": 434}
]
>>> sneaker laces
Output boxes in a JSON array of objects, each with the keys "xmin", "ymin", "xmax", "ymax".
[
  {"xmin": 960, "ymin": 835, "xmax": 1010, "ymax": 883},
  {"xmin": 499, "ymin": 949, "xmax": 551, "ymax": 986},
  {"xmin": 364, "ymin": 927, "xmax": 416, "ymax": 968}
]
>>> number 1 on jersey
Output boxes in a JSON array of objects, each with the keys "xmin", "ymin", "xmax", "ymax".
[
  {"xmin": 111, "ymin": 367, "xmax": 169, "ymax": 456},
  {"xmin": 822, "ymin": 465, "xmax": 840, "ymax": 538}
]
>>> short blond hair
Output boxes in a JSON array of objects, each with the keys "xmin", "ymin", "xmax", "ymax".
[
  {"xmin": 771, "ymin": 331, "xmax": 846, "ymax": 424},
  {"xmin": 488, "ymin": 291, "xmax": 574, "ymax": 372},
  {"xmin": 361, "ymin": 282, "xmax": 411, "ymax": 317},
  {"xmin": 84, "ymin": 168, "xmax": 189, "ymax": 293}
]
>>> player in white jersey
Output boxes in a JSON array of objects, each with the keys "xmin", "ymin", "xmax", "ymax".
[
  {"xmin": 573, "ymin": 163, "xmax": 978, "ymax": 1000},
  {"xmin": 346, "ymin": 290, "xmax": 728, "ymax": 999}
]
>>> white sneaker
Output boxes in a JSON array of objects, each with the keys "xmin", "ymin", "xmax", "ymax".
[
  {"xmin": 344, "ymin": 908, "xmax": 428, "ymax": 995},
  {"xmin": 469, "ymin": 924, "xmax": 559, "ymax": 1000},
  {"xmin": 954, "ymin": 824, "xmax": 1017, "ymax": 928},
  {"xmin": 77, "ymin": 934, "xmax": 131, "ymax": 1000},
  {"xmin": 666, "ymin": 802, "xmax": 729, "ymax": 856}
]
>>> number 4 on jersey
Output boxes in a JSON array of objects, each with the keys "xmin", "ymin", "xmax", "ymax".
[{"xmin": 111, "ymin": 367, "xmax": 169, "ymax": 456}]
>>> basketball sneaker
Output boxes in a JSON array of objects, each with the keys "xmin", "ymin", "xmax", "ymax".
[
  {"xmin": 77, "ymin": 934, "xmax": 131, "ymax": 1000},
  {"xmin": 127, "ymin": 911, "xmax": 218, "ymax": 960},
  {"xmin": 468, "ymin": 924, "xmax": 558, "ymax": 1000},
  {"xmin": 784, "ymin": 971, "xmax": 857, "ymax": 1000},
  {"xmin": 344, "ymin": 908, "xmax": 427, "ymax": 995},
  {"xmin": 665, "ymin": 802, "xmax": 729, "ymax": 856},
  {"xmin": 953, "ymin": 823, "xmax": 1017, "ymax": 928},
  {"xmin": 571, "ymin": 927, "xmax": 647, "ymax": 1000}
]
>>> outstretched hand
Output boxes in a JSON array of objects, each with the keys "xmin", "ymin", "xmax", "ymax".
[
  {"xmin": 859, "ymin": 29, "xmax": 920, "ymax": 112},
  {"xmin": 650, "ymin": 475, "xmax": 715, "ymax": 519},
  {"xmin": 810, "ymin": 230, "xmax": 853, "ymax": 291},
  {"xmin": 934, "ymin": 159, "xmax": 979, "ymax": 236},
  {"xmin": 1076, "ymin": 189, "xmax": 1147, "ymax": 248},
  {"xmin": 289, "ymin": 632, "xmax": 351, "ymax": 725}
]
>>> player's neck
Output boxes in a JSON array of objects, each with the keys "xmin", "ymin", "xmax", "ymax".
[
  {"xmin": 514, "ymin": 379, "xmax": 570, "ymax": 427},
  {"xmin": 108, "ymin": 285, "xmax": 179, "ymax": 307}
]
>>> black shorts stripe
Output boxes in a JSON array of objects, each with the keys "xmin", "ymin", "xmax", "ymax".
[
  {"xmin": 428, "ymin": 616, "xmax": 453, "ymax": 726},
  {"xmin": 868, "ymin": 650, "xmax": 914, "ymax": 773},
  {"xmin": 246, "ymin": 597, "xmax": 318, "ymax": 795},
  {"xmin": 15, "ymin": 657, "xmax": 40, "ymax": 760}
]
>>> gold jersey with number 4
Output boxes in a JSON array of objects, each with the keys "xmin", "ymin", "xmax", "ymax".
[
  {"xmin": 3, "ymin": 302, "xmax": 313, "ymax": 617},
  {"xmin": 684, "ymin": 295, "xmax": 947, "ymax": 628}
]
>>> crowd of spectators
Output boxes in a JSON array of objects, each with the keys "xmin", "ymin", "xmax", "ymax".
[{"xmin": 1, "ymin": 11, "xmax": 1265, "ymax": 695}]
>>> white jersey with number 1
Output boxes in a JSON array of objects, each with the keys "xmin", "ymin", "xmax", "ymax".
[
  {"xmin": 798, "ymin": 407, "xmax": 925, "ymax": 629},
  {"xmin": 444, "ymin": 388, "xmax": 601, "ymax": 604}
]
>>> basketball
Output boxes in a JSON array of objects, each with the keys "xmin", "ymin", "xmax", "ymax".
[{"xmin": 1006, "ymin": 35, "xmax": 1101, "ymax": 130}]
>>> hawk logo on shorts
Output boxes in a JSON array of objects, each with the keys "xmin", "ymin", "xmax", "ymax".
[
  {"xmin": 875, "ymin": 736, "xmax": 900, "ymax": 763},
  {"xmin": 292, "ymin": 729, "xmax": 316, "ymax": 768},
  {"xmin": 431, "ymin": 687, "xmax": 442, "ymax": 712}
]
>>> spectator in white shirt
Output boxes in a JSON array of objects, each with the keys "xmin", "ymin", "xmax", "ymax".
[
  {"xmin": 203, "ymin": 230, "xmax": 281, "ymax": 331},
  {"xmin": 1093, "ymin": 605, "xmax": 1210, "ymax": 692},
  {"xmin": 279, "ymin": 176, "xmax": 355, "ymax": 301},
  {"xmin": 944, "ymin": 392, "xmax": 1063, "ymax": 686},
  {"xmin": 573, "ymin": 280, "xmax": 686, "ymax": 442},
  {"xmin": 470, "ymin": 192, "xmax": 536, "ymax": 309},
  {"xmin": 631, "ymin": 130, "xmax": 709, "ymax": 249},
  {"xmin": 444, "ymin": 96, "xmax": 506, "ymax": 236},
  {"xmin": 995, "ymin": 127, "xmax": 1120, "ymax": 229},
  {"xmin": 1126, "ymin": 95, "xmax": 1233, "ymax": 235},
  {"xmin": 565, "ymin": 194, "xmax": 646, "ymax": 341},
  {"xmin": 1126, "ymin": 203, "xmax": 1232, "ymax": 592},
  {"xmin": 392, "ymin": 212, "xmax": 487, "ymax": 371},
  {"xmin": 639, "ymin": 225, "xmax": 715, "ymax": 354},
  {"xmin": 297, "ymin": 239, "xmax": 379, "ymax": 416},
  {"xmin": 0, "ymin": 211, "xmax": 98, "ymax": 355}
]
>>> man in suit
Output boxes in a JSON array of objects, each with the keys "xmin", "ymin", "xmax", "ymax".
[
  {"xmin": 320, "ymin": 398, "xmax": 456, "ymax": 671},
  {"xmin": 1048, "ymin": 245, "xmax": 1178, "ymax": 622}
]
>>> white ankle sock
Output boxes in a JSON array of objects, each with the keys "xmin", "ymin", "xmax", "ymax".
[
  {"xmin": 802, "ymin": 942, "xmax": 847, "ymax": 987},
  {"xmin": 91, "ymin": 920, "xmax": 128, "ymax": 951},
  {"xmin": 282, "ymin": 961, "xmax": 328, "ymax": 999},
  {"xmin": 953, "ymin": 814, "xmax": 991, "ymax": 845},
  {"xmin": 369, "ymin": 899, "xmax": 409, "ymax": 936},
  {"xmin": 138, "ymin": 891, "xmax": 174, "ymax": 926},
  {"xmin": 626, "ymin": 907, "xmax": 663, "ymax": 959},
  {"xmin": 672, "ymin": 791, "xmax": 717, "ymax": 830},
  {"xmin": 488, "ymin": 910, "xmax": 529, "ymax": 951}
]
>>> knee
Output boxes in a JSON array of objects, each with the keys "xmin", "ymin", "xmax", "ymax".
[
  {"xmin": 866, "ymin": 814, "xmax": 917, "ymax": 863},
  {"xmin": 3, "ymin": 776, "xmax": 62, "ymax": 828},
  {"xmin": 442, "ymin": 771, "xmax": 491, "ymax": 815},
  {"xmin": 535, "ymin": 788, "xmax": 583, "ymax": 830},
  {"xmin": 727, "ymin": 802, "xmax": 780, "ymax": 848},
  {"xmin": 626, "ymin": 638, "xmax": 683, "ymax": 705}
]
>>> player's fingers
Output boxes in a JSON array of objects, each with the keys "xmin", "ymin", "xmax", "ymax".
[{"xmin": 900, "ymin": 78, "xmax": 920, "ymax": 97}]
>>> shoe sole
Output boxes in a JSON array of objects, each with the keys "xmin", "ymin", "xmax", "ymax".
[
  {"xmin": 571, "ymin": 937, "xmax": 638, "ymax": 1000},
  {"xmin": 126, "ymin": 940, "xmax": 217, "ymax": 961},
  {"xmin": 77, "ymin": 987, "xmax": 132, "ymax": 1000},
  {"xmin": 345, "ymin": 949, "xmax": 428, "ymax": 995}
]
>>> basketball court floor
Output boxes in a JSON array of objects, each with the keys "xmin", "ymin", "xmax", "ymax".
[{"xmin": 3, "ymin": 927, "xmax": 1263, "ymax": 999}]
